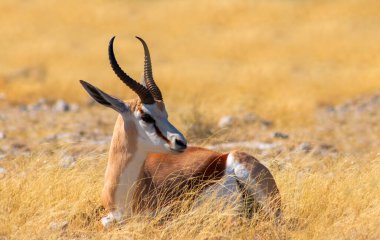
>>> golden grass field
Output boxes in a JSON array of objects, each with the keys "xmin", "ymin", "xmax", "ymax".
[{"xmin": 1, "ymin": 0, "xmax": 380, "ymax": 239}]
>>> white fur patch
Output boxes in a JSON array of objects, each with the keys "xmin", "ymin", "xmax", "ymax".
[
  {"xmin": 226, "ymin": 153, "xmax": 236, "ymax": 175},
  {"xmin": 234, "ymin": 165, "xmax": 249, "ymax": 180},
  {"xmin": 113, "ymin": 150, "xmax": 147, "ymax": 216},
  {"xmin": 226, "ymin": 152, "xmax": 250, "ymax": 180},
  {"xmin": 222, "ymin": 153, "xmax": 240, "ymax": 195},
  {"xmin": 101, "ymin": 210, "xmax": 123, "ymax": 228}
]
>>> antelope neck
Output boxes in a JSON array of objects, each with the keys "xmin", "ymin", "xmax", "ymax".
[
  {"xmin": 112, "ymin": 118, "xmax": 149, "ymax": 215},
  {"xmin": 122, "ymin": 118, "xmax": 149, "ymax": 172}
]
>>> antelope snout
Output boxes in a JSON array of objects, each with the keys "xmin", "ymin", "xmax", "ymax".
[{"xmin": 169, "ymin": 134, "xmax": 187, "ymax": 153}]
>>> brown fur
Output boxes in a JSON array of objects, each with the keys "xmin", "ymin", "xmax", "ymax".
[
  {"xmin": 229, "ymin": 151, "xmax": 282, "ymax": 219},
  {"xmin": 102, "ymin": 98, "xmax": 281, "ymax": 220},
  {"xmin": 231, "ymin": 151, "xmax": 280, "ymax": 198},
  {"xmin": 133, "ymin": 147, "xmax": 228, "ymax": 212}
]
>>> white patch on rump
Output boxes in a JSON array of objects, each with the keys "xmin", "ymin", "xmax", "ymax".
[
  {"xmin": 194, "ymin": 152, "xmax": 242, "ymax": 210},
  {"xmin": 226, "ymin": 152, "xmax": 236, "ymax": 175},
  {"xmin": 226, "ymin": 152, "xmax": 250, "ymax": 180},
  {"xmin": 221, "ymin": 152, "xmax": 241, "ymax": 197}
]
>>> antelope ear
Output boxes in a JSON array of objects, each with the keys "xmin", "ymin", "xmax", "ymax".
[{"xmin": 79, "ymin": 80, "xmax": 129, "ymax": 113}]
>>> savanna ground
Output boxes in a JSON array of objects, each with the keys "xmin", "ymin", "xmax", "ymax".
[{"xmin": 1, "ymin": 0, "xmax": 380, "ymax": 239}]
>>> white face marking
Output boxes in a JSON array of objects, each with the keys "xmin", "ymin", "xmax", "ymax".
[{"xmin": 131, "ymin": 102, "xmax": 187, "ymax": 153}]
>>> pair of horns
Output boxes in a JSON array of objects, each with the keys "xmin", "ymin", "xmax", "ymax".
[{"xmin": 108, "ymin": 36, "xmax": 163, "ymax": 104}]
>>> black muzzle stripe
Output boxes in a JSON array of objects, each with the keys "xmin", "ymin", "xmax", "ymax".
[{"xmin": 153, "ymin": 124, "xmax": 170, "ymax": 144}]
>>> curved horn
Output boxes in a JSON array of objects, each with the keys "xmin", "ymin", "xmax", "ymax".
[
  {"xmin": 108, "ymin": 36, "xmax": 155, "ymax": 104},
  {"xmin": 136, "ymin": 36, "xmax": 163, "ymax": 101}
]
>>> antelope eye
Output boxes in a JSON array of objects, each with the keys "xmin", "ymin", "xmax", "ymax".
[{"xmin": 141, "ymin": 113, "xmax": 155, "ymax": 124}]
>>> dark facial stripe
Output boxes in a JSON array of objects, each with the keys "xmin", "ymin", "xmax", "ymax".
[
  {"xmin": 141, "ymin": 113, "xmax": 155, "ymax": 123},
  {"xmin": 139, "ymin": 109, "xmax": 170, "ymax": 144},
  {"xmin": 153, "ymin": 123, "xmax": 170, "ymax": 144}
]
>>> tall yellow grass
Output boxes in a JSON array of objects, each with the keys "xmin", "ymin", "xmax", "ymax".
[{"xmin": 1, "ymin": 149, "xmax": 379, "ymax": 239}]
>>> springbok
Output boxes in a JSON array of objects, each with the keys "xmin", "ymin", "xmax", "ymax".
[{"xmin": 80, "ymin": 36, "xmax": 282, "ymax": 228}]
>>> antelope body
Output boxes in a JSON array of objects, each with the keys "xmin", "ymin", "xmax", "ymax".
[{"xmin": 80, "ymin": 36, "xmax": 282, "ymax": 228}]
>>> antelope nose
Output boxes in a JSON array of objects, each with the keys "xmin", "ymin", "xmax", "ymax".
[{"xmin": 174, "ymin": 139, "xmax": 187, "ymax": 151}]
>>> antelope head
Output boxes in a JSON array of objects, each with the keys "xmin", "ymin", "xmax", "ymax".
[{"xmin": 80, "ymin": 36, "xmax": 187, "ymax": 153}]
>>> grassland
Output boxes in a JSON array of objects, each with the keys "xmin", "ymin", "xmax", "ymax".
[{"xmin": 1, "ymin": 0, "xmax": 380, "ymax": 239}]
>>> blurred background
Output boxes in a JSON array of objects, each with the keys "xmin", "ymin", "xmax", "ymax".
[
  {"xmin": 1, "ymin": 0, "xmax": 380, "ymax": 127},
  {"xmin": 1, "ymin": 1, "xmax": 380, "ymax": 238}
]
